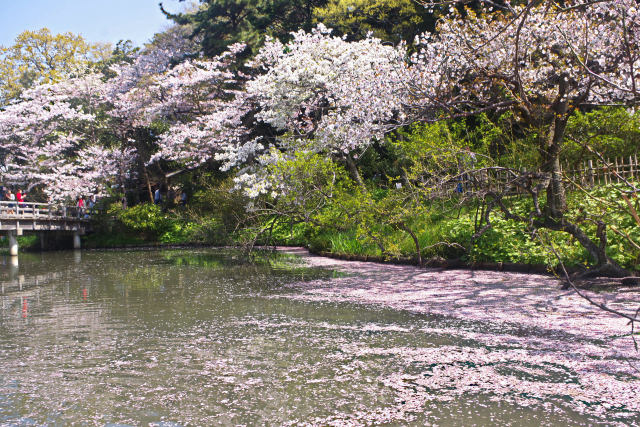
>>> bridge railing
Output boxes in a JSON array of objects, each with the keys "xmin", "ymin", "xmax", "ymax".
[{"xmin": 0, "ymin": 201, "xmax": 87, "ymax": 220}]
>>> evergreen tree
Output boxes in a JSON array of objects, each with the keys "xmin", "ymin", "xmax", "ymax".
[
  {"xmin": 160, "ymin": 0, "xmax": 328, "ymax": 57},
  {"xmin": 313, "ymin": 0, "xmax": 436, "ymax": 44}
]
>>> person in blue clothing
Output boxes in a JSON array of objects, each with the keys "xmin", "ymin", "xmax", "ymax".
[{"xmin": 154, "ymin": 187, "xmax": 162, "ymax": 205}]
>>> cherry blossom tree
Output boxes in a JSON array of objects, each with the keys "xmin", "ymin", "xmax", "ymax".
[
  {"xmin": 105, "ymin": 31, "xmax": 253, "ymax": 171},
  {"xmin": 140, "ymin": 44, "xmax": 256, "ymax": 169},
  {"xmin": 97, "ymin": 26, "xmax": 205, "ymax": 201},
  {"xmin": 106, "ymin": 24, "xmax": 202, "ymax": 128},
  {"xmin": 44, "ymin": 145, "xmax": 137, "ymax": 202},
  {"xmin": 102, "ymin": 25, "xmax": 411, "ymax": 200},
  {"xmin": 407, "ymin": 0, "xmax": 640, "ymax": 276},
  {"xmin": 246, "ymin": 24, "xmax": 409, "ymax": 185},
  {"xmin": 0, "ymin": 74, "xmax": 110, "ymax": 200}
]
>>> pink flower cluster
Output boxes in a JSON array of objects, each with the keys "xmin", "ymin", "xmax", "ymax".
[{"xmin": 0, "ymin": 1, "xmax": 637, "ymax": 200}]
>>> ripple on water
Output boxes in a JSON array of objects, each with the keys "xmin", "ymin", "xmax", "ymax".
[{"xmin": 0, "ymin": 249, "xmax": 637, "ymax": 425}]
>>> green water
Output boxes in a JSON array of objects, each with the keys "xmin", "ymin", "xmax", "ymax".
[{"xmin": 0, "ymin": 249, "xmax": 633, "ymax": 426}]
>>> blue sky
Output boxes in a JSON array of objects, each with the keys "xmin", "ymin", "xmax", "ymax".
[{"xmin": 0, "ymin": 0, "xmax": 191, "ymax": 48}]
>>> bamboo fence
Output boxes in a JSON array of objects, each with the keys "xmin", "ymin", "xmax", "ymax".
[
  {"xmin": 446, "ymin": 153, "xmax": 640, "ymax": 196},
  {"xmin": 562, "ymin": 153, "xmax": 640, "ymax": 189}
]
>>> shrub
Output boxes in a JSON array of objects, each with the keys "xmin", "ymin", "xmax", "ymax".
[{"xmin": 116, "ymin": 203, "xmax": 172, "ymax": 240}]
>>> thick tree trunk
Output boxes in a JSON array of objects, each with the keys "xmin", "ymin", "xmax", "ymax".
[
  {"xmin": 527, "ymin": 106, "xmax": 629, "ymax": 277},
  {"xmin": 344, "ymin": 154, "xmax": 366, "ymax": 190},
  {"xmin": 397, "ymin": 221, "xmax": 422, "ymax": 267},
  {"xmin": 542, "ymin": 115, "xmax": 568, "ymax": 218}
]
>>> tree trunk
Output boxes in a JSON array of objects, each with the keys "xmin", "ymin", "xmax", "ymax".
[
  {"xmin": 344, "ymin": 154, "xmax": 366, "ymax": 190},
  {"xmin": 397, "ymin": 221, "xmax": 422, "ymax": 267},
  {"xmin": 530, "ymin": 106, "xmax": 629, "ymax": 277},
  {"xmin": 143, "ymin": 167, "xmax": 153, "ymax": 203},
  {"xmin": 542, "ymin": 114, "xmax": 568, "ymax": 218},
  {"xmin": 538, "ymin": 217, "xmax": 629, "ymax": 277}
]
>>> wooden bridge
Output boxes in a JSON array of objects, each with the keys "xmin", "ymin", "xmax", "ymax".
[{"xmin": 0, "ymin": 201, "xmax": 89, "ymax": 255}]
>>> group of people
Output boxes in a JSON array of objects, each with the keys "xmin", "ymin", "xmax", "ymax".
[
  {"xmin": 153, "ymin": 187, "xmax": 187, "ymax": 207},
  {"xmin": 76, "ymin": 195, "xmax": 97, "ymax": 218},
  {"xmin": 0, "ymin": 187, "xmax": 26, "ymax": 214},
  {"xmin": 0, "ymin": 183, "xmax": 187, "ymax": 217}
]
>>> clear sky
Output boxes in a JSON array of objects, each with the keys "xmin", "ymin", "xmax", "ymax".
[{"xmin": 0, "ymin": 0, "xmax": 191, "ymax": 48}]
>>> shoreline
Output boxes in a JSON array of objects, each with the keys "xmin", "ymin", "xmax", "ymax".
[
  {"xmin": 75, "ymin": 241, "xmax": 639, "ymax": 287},
  {"xmin": 272, "ymin": 247, "xmax": 640, "ymax": 422},
  {"xmin": 77, "ymin": 241, "xmax": 557, "ymax": 275}
]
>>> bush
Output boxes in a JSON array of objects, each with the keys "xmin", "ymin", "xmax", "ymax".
[{"xmin": 116, "ymin": 203, "xmax": 172, "ymax": 240}]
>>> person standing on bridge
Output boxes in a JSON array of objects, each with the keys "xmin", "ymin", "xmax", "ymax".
[
  {"xmin": 87, "ymin": 195, "xmax": 96, "ymax": 216},
  {"xmin": 16, "ymin": 189, "xmax": 25, "ymax": 208},
  {"xmin": 77, "ymin": 196, "xmax": 85, "ymax": 218},
  {"xmin": 6, "ymin": 189, "xmax": 15, "ymax": 215}
]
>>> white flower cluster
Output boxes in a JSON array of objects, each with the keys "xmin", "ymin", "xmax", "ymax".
[{"xmin": 0, "ymin": 1, "xmax": 637, "ymax": 201}]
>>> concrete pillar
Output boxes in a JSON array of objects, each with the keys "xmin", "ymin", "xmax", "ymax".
[
  {"xmin": 40, "ymin": 233, "xmax": 46, "ymax": 251},
  {"xmin": 73, "ymin": 232, "xmax": 81, "ymax": 250},
  {"xmin": 8, "ymin": 231, "xmax": 18, "ymax": 256}
]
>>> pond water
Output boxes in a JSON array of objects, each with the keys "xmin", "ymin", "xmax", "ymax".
[{"xmin": 0, "ymin": 249, "xmax": 637, "ymax": 426}]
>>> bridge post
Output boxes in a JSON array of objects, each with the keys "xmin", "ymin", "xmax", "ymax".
[
  {"xmin": 8, "ymin": 231, "xmax": 18, "ymax": 256},
  {"xmin": 73, "ymin": 231, "xmax": 81, "ymax": 250}
]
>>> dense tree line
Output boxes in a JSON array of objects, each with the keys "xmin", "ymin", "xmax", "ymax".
[{"xmin": 0, "ymin": 0, "xmax": 639, "ymax": 277}]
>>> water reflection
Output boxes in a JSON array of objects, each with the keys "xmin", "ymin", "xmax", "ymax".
[
  {"xmin": 0, "ymin": 249, "xmax": 635, "ymax": 425},
  {"xmin": 0, "ymin": 250, "xmax": 344, "ymax": 425},
  {"xmin": 73, "ymin": 249, "xmax": 82, "ymax": 264}
]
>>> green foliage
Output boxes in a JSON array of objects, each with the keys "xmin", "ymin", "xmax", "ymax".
[
  {"xmin": 390, "ymin": 121, "xmax": 462, "ymax": 178},
  {"xmin": 266, "ymin": 150, "xmax": 354, "ymax": 219},
  {"xmin": 313, "ymin": 230, "xmax": 382, "ymax": 255},
  {"xmin": 164, "ymin": 0, "xmax": 328, "ymax": 56},
  {"xmin": 264, "ymin": 220, "xmax": 312, "ymax": 246},
  {"xmin": 287, "ymin": 198, "xmax": 590, "ymax": 268},
  {"xmin": 114, "ymin": 203, "xmax": 172, "ymax": 239},
  {"xmin": 0, "ymin": 235, "xmax": 39, "ymax": 253},
  {"xmin": 0, "ymin": 28, "xmax": 111, "ymax": 104},
  {"xmin": 565, "ymin": 183, "xmax": 640, "ymax": 270},
  {"xmin": 86, "ymin": 181, "xmax": 638, "ymax": 272},
  {"xmin": 188, "ymin": 176, "xmax": 251, "ymax": 240},
  {"xmin": 564, "ymin": 107, "xmax": 640, "ymax": 164},
  {"xmin": 313, "ymin": 0, "xmax": 436, "ymax": 43}
]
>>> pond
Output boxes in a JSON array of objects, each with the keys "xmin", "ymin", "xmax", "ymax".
[{"xmin": 0, "ymin": 249, "xmax": 638, "ymax": 426}]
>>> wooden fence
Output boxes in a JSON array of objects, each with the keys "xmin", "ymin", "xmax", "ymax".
[
  {"xmin": 446, "ymin": 154, "xmax": 640, "ymax": 197},
  {"xmin": 562, "ymin": 154, "xmax": 640, "ymax": 188}
]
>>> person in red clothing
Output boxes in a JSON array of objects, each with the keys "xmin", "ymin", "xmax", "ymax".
[
  {"xmin": 77, "ymin": 196, "xmax": 85, "ymax": 218},
  {"xmin": 16, "ymin": 189, "xmax": 25, "ymax": 209}
]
